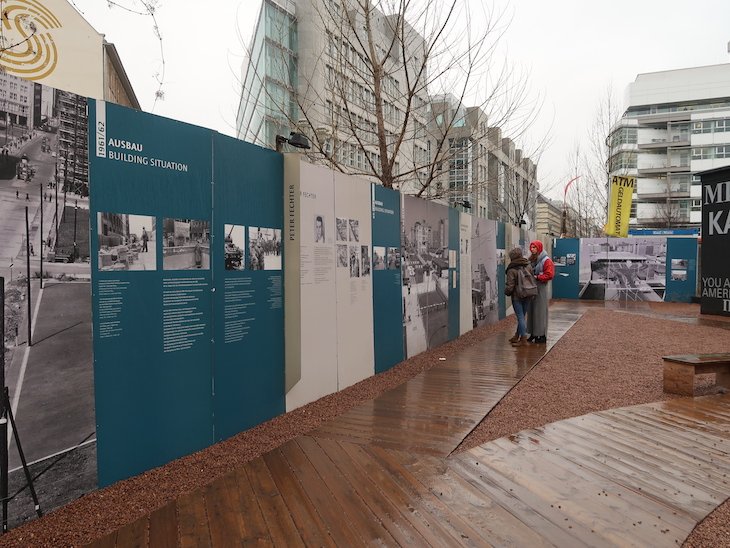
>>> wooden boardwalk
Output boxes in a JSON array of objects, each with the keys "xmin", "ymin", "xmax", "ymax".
[{"xmin": 89, "ymin": 303, "xmax": 730, "ymax": 547}]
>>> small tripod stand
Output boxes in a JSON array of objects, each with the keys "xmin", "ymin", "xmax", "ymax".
[{"xmin": 1, "ymin": 277, "xmax": 42, "ymax": 532}]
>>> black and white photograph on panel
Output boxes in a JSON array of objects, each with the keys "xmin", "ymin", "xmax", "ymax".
[
  {"xmin": 162, "ymin": 218, "xmax": 210, "ymax": 270},
  {"xmin": 373, "ymin": 246, "xmax": 386, "ymax": 270},
  {"xmin": 349, "ymin": 245, "xmax": 360, "ymax": 278},
  {"xmin": 471, "ymin": 218, "xmax": 499, "ymax": 327},
  {"xmin": 98, "ymin": 213, "xmax": 156, "ymax": 271},
  {"xmin": 314, "ymin": 214, "xmax": 326, "ymax": 243},
  {"xmin": 0, "ymin": 82, "xmax": 97, "ymax": 526},
  {"xmin": 336, "ymin": 217, "xmax": 348, "ymax": 242},
  {"xmin": 671, "ymin": 258, "xmax": 688, "ymax": 282},
  {"xmin": 224, "ymin": 224, "xmax": 244, "ymax": 271},
  {"xmin": 401, "ymin": 195, "xmax": 449, "ymax": 357},
  {"xmin": 386, "ymin": 246, "xmax": 400, "ymax": 270},
  {"xmin": 248, "ymin": 227, "xmax": 282, "ymax": 270},
  {"xmin": 361, "ymin": 245, "xmax": 371, "ymax": 276},
  {"xmin": 579, "ymin": 237, "xmax": 667, "ymax": 301},
  {"xmin": 337, "ymin": 244, "xmax": 348, "ymax": 268},
  {"xmin": 348, "ymin": 218, "xmax": 359, "ymax": 242}
]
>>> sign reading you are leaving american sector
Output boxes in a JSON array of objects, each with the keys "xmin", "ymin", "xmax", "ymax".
[{"xmin": 701, "ymin": 168, "xmax": 730, "ymax": 316}]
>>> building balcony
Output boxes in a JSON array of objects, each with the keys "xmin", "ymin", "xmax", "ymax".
[
  {"xmin": 637, "ymin": 164, "xmax": 689, "ymax": 175},
  {"xmin": 637, "ymin": 137, "xmax": 690, "ymax": 149},
  {"xmin": 636, "ymin": 111, "xmax": 691, "ymax": 126}
]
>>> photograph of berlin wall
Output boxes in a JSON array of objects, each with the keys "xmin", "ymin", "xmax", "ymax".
[
  {"xmin": 162, "ymin": 218, "xmax": 210, "ymax": 270},
  {"xmin": 0, "ymin": 78, "xmax": 97, "ymax": 525},
  {"xmin": 97, "ymin": 213, "xmax": 156, "ymax": 271},
  {"xmin": 401, "ymin": 195, "xmax": 449, "ymax": 358},
  {"xmin": 471, "ymin": 218, "xmax": 499, "ymax": 327},
  {"xmin": 579, "ymin": 237, "xmax": 667, "ymax": 301}
]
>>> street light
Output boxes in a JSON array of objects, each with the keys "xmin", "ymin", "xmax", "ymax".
[
  {"xmin": 275, "ymin": 132, "xmax": 311, "ymax": 153},
  {"xmin": 561, "ymin": 175, "xmax": 581, "ymax": 237}
]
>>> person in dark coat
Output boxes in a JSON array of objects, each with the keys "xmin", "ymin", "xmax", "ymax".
[{"xmin": 504, "ymin": 247, "xmax": 533, "ymax": 347}]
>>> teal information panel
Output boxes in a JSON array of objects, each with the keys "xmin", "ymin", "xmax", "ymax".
[
  {"xmin": 665, "ymin": 238, "xmax": 698, "ymax": 303},
  {"xmin": 212, "ymin": 134, "xmax": 285, "ymax": 440},
  {"xmin": 448, "ymin": 208, "xmax": 460, "ymax": 340},
  {"xmin": 552, "ymin": 239, "xmax": 581, "ymax": 299},
  {"xmin": 371, "ymin": 185, "xmax": 404, "ymax": 373},
  {"xmin": 89, "ymin": 101, "xmax": 215, "ymax": 486}
]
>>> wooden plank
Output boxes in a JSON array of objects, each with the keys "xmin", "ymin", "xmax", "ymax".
[
  {"xmin": 204, "ymin": 472, "xmax": 256, "ymax": 546},
  {"xmin": 396, "ymin": 448, "xmax": 553, "ymax": 547},
  {"xmin": 178, "ymin": 491, "xmax": 211, "ymax": 548},
  {"xmin": 526, "ymin": 422, "xmax": 719, "ymax": 524},
  {"xmin": 279, "ymin": 438, "xmax": 362, "ymax": 545},
  {"xmin": 307, "ymin": 436, "xmax": 428, "ymax": 546},
  {"xmin": 357, "ymin": 442, "xmax": 499, "ymax": 547},
  {"xmin": 114, "ymin": 516, "xmax": 148, "ymax": 548},
  {"xmin": 148, "ymin": 501, "xmax": 178, "ymax": 548},
  {"xmin": 294, "ymin": 436, "xmax": 399, "ymax": 545},
  {"xmin": 263, "ymin": 446, "xmax": 336, "ymax": 547},
  {"xmin": 244, "ymin": 458, "xmax": 305, "ymax": 547},
  {"xmin": 231, "ymin": 464, "xmax": 273, "ymax": 545},
  {"xmin": 86, "ymin": 532, "xmax": 118, "ymax": 548},
  {"xmin": 482, "ymin": 437, "xmax": 694, "ymax": 545}
]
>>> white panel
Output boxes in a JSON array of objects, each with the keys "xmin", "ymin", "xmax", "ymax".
[
  {"xmin": 286, "ymin": 160, "xmax": 338, "ymax": 411},
  {"xmin": 0, "ymin": 0, "xmax": 105, "ymax": 99},
  {"xmin": 459, "ymin": 213, "xmax": 472, "ymax": 335},
  {"xmin": 691, "ymin": 185, "xmax": 702, "ymax": 198},
  {"xmin": 690, "ymin": 210, "xmax": 702, "ymax": 224},
  {"xmin": 334, "ymin": 172, "xmax": 374, "ymax": 390}
]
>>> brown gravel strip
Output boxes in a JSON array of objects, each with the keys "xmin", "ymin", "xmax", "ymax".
[{"xmin": 3, "ymin": 304, "xmax": 730, "ymax": 547}]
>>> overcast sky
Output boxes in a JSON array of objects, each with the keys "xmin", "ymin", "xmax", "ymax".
[{"xmin": 73, "ymin": 0, "xmax": 730, "ymax": 200}]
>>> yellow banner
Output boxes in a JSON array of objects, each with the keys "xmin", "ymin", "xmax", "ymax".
[{"xmin": 605, "ymin": 175, "xmax": 636, "ymax": 237}]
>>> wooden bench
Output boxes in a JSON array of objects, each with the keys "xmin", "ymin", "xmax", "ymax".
[{"xmin": 663, "ymin": 353, "xmax": 730, "ymax": 396}]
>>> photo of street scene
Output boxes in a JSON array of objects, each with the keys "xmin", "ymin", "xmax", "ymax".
[
  {"xmin": 373, "ymin": 246, "xmax": 385, "ymax": 270},
  {"xmin": 248, "ymin": 227, "xmax": 282, "ymax": 270},
  {"xmin": 361, "ymin": 245, "xmax": 371, "ymax": 276},
  {"xmin": 349, "ymin": 219, "xmax": 360, "ymax": 242},
  {"xmin": 349, "ymin": 245, "xmax": 360, "ymax": 278},
  {"xmin": 337, "ymin": 244, "xmax": 348, "ymax": 268},
  {"xmin": 224, "ymin": 224, "xmax": 244, "ymax": 271},
  {"xmin": 97, "ymin": 213, "xmax": 156, "ymax": 271},
  {"xmin": 401, "ymin": 196, "xmax": 450, "ymax": 357},
  {"xmin": 386, "ymin": 247, "xmax": 400, "ymax": 270},
  {"xmin": 579, "ymin": 237, "xmax": 667, "ymax": 301},
  {"xmin": 336, "ymin": 217, "xmax": 348, "ymax": 241},
  {"xmin": 162, "ymin": 218, "xmax": 210, "ymax": 270},
  {"xmin": 0, "ymin": 79, "xmax": 96, "ymax": 524},
  {"xmin": 671, "ymin": 258, "xmax": 688, "ymax": 281},
  {"xmin": 471, "ymin": 218, "xmax": 499, "ymax": 327}
]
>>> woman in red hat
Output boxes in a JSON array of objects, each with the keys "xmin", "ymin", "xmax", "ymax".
[{"xmin": 526, "ymin": 240, "xmax": 554, "ymax": 343}]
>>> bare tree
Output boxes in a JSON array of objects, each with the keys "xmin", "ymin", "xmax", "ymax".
[
  {"xmin": 240, "ymin": 0, "xmax": 543, "ymax": 200},
  {"xmin": 68, "ymin": 0, "xmax": 166, "ymax": 108},
  {"xmin": 562, "ymin": 84, "xmax": 624, "ymax": 235}
]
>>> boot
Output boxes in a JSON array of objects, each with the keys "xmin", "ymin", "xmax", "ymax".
[
  {"xmin": 533, "ymin": 335, "xmax": 547, "ymax": 344},
  {"xmin": 527, "ymin": 335, "xmax": 536, "ymax": 343},
  {"xmin": 511, "ymin": 336, "xmax": 529, "ymax": 347},
  {"xmin": 508, "ymin": 332, "xmax": 520, "ymax": 343}
]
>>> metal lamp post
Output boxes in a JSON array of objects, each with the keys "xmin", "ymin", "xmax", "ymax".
[{"xmin": 561, "ymin": 175, "xmax": 581, "ymax": 237}]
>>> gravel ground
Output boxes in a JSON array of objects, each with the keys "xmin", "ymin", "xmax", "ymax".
[{"xmin": 1, "ymin": 303, "xmax": 729, "ymax": 547}]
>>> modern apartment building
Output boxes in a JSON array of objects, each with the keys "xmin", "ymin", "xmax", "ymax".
[
  {"xmin": 608, "ymin": 63, "xmax": 730, "ymax": 230},
  {"xmin": 237, "ymin": 0, "xmax": 539, "ymax": 216}
]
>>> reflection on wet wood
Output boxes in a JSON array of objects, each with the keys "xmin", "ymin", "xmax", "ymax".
[{"xmin": 87, "ymin": 303, "xmax": 730, "ymax": 547}]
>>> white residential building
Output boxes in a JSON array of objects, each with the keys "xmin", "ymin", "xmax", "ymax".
[{"xmin": 609, "ymin": 63, "xmax": 730, "ymax": 229}]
